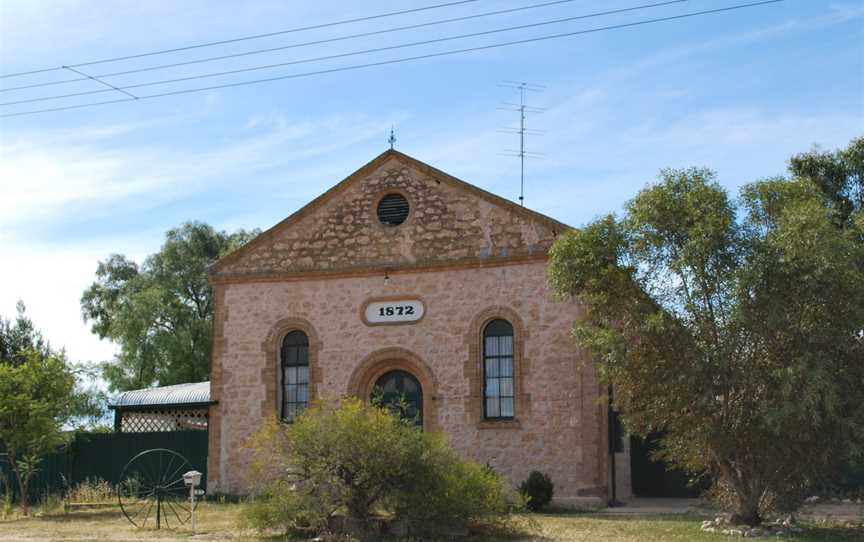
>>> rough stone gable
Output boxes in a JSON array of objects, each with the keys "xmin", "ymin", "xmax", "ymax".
[{"xmin": 211, "ymin": 150, "xmax": 568, "ymax": 279}]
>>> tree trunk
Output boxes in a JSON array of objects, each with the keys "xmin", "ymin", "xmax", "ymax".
[
  {"xmin": 731, "ymin": 499, "xmax": 761, "ymax": 526},
  {"xmin": 347, "ymin": 491, "xmax": 369, "ymax": 521},
  {"xmin": 718, "ymin": 461, "xmax": 763, "ymax": 526},
  {"xmin": 730, "ymin": 480, "xmax": 762, "ymax": 526},
  {"xmin": 9, "ymin": 451, "xmax": 29, "ymax": 516}
]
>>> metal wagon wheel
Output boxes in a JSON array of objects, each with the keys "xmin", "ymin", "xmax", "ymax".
[{"xmin": 117, "ymin": 448, "xmax": 196, "ymax": 529}]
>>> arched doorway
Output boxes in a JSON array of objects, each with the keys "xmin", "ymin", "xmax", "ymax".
[{"xmin": 373, "ymin": 370, "xmax": 423, "ymax": 427}]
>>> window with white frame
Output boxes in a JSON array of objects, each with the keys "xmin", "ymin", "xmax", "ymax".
[
  {"xmin": 483, "ymin": 319, "xmax": 514, "ymax": 420},
  {"xmin": 280, "ymin": 330, "xmax": 309, "ymax": 421}
]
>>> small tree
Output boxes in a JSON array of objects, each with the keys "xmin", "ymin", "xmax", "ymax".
[
  {"xmin": 548, "ymin": 163, "xmax": 864, "ymax": 525},
  {"xmin": 0, "ymin": 351, "xmax": 76, "ymax": 515},
  {"xmin": 0, "ymin": 302, "xmax": 105, "ymax": 430},
  {"xmin": 0, "ymin": 301, "xmax": 51, "ymax": 366}
]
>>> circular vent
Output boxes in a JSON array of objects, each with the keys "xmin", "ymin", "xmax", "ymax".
[{"xmin": 377, "ymin": 193, "xmax": 409, "ymax": 226}]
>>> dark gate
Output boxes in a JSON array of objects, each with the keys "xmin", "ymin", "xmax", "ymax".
[
  {"xmin": 0, "ymin": 431, "xmax": 207, "ymax": 502},
  {"xmin": 630, "ymin": 433, "xmax": 705, "ymax": 498}
]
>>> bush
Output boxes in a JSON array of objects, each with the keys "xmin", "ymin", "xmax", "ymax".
[
  {"xmin": 65, "ymin": 477, "xmax": 113, "ymax": 503},
  {"xmin": 1, "ymin": 493, "xmax": 11, "ymax": 519},
  {"xmin": 242, "ymin": 482, "xmax": 322, "ymax": 537},
  {"xmin": 35, "ymin": 493, "xmax": 64, "ymax": 515},
  {"xmin": 520, "ymin": 471, "xmax": 554, "ymax": 511},
  {"xmin": 243, "ymin": 398, "xmax": 518, "ymax": 536},
  {"xmin": 393, "ymin": 433, "xmax": 514, "ymax": 528}
]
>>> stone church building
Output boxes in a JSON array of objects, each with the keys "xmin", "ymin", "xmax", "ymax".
[{"xmin": 206, "ymin": 149, "xmax": 631, "ymax": 505}]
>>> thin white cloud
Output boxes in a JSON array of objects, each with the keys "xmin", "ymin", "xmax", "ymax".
[
  {"xmin": 0, "ymin": 111, "xmax": 388, "ymax": 232},
  {"xmin": 411, "ymin": 5, "xmax": 864, "ymax": 220}
]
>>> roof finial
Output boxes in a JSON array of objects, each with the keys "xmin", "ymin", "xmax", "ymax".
[{"xmin": 388, "ymin": 125, "xmax": 396, "ymax": 150}]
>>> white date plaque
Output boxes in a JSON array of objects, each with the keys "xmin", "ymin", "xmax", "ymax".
[{"xmin": 364, "ymin": 299, "xmax": 424, "ymax": 325}]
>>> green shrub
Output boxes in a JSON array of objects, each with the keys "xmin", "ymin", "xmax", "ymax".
[
  {"xmin": 520, "ymin": 471, "xmax": 554, "ymax": 511},
  {"xmin": 393, "ymin": 432, "xmax": 514, "ymax": 528},
  {"xmin": 243, "ymin": 398, "xmax": 518, "ymax": 536},
  {"xmin": 242, "ymin": 482, "xmax": 321, "ymax": 536}
]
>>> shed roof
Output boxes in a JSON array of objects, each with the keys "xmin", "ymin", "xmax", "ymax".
[{"xmin": 110, "ymin": 381, "xmax": 211, "ymax": 409}]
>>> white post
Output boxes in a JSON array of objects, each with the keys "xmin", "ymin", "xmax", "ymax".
[
  {"xmin": 183, "ymin": 470, "xmax": 202, "ymax": 533},
  {"xmin": 190, "ymin": 483, "xmax": 196, "ymax": 532}
]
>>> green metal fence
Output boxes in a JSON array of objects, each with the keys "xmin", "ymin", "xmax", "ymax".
[{"xmin": 0, "ymin": 431, "xmax": 207, "ymax": 502}]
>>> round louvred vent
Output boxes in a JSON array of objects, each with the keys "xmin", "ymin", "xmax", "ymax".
[{"xmin": 377, "ymin": 193, "xmax": 410, "ymax": 226}]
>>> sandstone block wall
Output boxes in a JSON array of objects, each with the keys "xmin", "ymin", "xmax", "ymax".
[
  {"xmin": 213, "ymin": 154, "xmax": 566, "ymax": 278},
  {"xmin": 209, "ymin": 261, "xmax": 613, "ymax": 505}
]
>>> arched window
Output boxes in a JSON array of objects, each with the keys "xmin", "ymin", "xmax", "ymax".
[
  {"xmin": 483, "ymin": 319, "xmax": 514, "ymax": 420},
  {"xmin": 280, "ymin": 330, "xmax": 309, "ymax": 421},
  {"xmin": 374, "ymin": 370, "xmax": 423, "ymax": 427}
]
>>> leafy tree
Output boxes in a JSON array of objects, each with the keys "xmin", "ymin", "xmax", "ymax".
[
  {"xmin": 0, "ymin": 351, "xmax": 76, "ymax": 515},
  {"xmin": 0, "ymin": 302, "xmax": 106, "ymax": 427},
  {"xmin": 547, "ymin": 161, "xmax": 864, "ymax": 525},
  {"xmin": 81, "ymin": 222, "xmax": 258, "ymax": 391},
  {"xmin": 0, "ymin": 301, "xmax": 51, "ymax": 366},
  {"xmin": 789, "ymin": 136, "xmax": 863, "ymax": 223}
]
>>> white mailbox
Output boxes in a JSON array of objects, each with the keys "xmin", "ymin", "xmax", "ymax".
[{"xmin": 183, "ymin": 470, "xmax": 202, "ymax": 487}]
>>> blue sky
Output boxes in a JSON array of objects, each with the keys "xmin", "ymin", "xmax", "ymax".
[{"xmin": 0, "ymin": 0, "xmax": 862, "ymax": 368}]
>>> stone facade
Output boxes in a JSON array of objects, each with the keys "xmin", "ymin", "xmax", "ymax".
[
  {"xmin": 214, "ymin": 151, "xmax": 566, "ymax": 278},
  {"xmin": 208, "ymin": 150, "xmax": 628, "ymax": 505}
]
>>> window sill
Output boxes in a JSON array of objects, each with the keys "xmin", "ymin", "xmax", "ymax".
[{"xmin": 477, "ymin": 419, "xmax": 521, "ymax": 430}]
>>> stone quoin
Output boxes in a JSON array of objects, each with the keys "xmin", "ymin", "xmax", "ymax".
[{"xmin": 207, "ymin": 149, "xmax": 631, "ymax": 505}]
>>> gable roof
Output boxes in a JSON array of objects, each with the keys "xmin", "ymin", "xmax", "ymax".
[{"xmin": 210, "ymin": 149, "xmax": 571, "ymax": 280}]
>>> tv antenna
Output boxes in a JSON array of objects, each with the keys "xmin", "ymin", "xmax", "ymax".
[{"xmin": 498, "ymin": 81, "xmax": 545, "ymax": 206}]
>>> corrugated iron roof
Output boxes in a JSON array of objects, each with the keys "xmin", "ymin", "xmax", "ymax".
[{"xmin": 111, "ymin": 381, "xmax": 211, "ymax": 408}]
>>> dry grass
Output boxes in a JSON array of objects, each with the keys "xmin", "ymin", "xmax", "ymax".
[
  {"xmin": 0, "ymin": 502, "xmax": 860, "ymax": 541},
  {"xmin": 500, "ymin": 512, "xmax": 863, "ymax": 541},
  {"xmin": 65, "ymin": 478, "xmax": 115, "ymax": 504},
  {"xmin": 0, "ymin": 502, "xmax": 256, "ymax": 541}
]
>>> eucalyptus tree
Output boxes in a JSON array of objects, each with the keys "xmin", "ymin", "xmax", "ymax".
[
  {"xmin": 548, "ymin": 154, "xmax": 864, "ymax": 525},
  {"xmin": 81, "ymin": 221, "xmax": 258, "ymax": 391}
]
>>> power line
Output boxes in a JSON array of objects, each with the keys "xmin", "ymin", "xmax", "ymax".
[
  {"xmin": 0, "ymin": 0, "xmax": 484, "ymax": 79},
  {"xmin": 0, "ymin": 0, "xmax": 690, "ymax": 107},
  {"xmin": 0, "ymin": 1, "xmax": 782, "ymax": 115},
  {"xmin": 0, "ymin": 0, "xmax": 589, "ymax": 93},
  {"xmin": 61, "ymin": 66, "xmax": 139, "ymax": 100},
  {"xmin": 0, "ymin": 0, "xmax": 784, "ymax": 119}
]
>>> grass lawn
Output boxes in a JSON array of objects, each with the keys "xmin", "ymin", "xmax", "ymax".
[{"xmin": 0, "ymin": 502, "xmax": 861, "ymax": 541}]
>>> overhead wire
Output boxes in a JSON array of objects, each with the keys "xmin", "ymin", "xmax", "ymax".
[
  {"xmin": 0, "ymin": 0, "xmax": 484, "ymax": 79},
  {"xmin": 0, "ymin": 0, "xmax": 689, "ymax": 107},
  {"xmin": 0, "ymin": 0, "xmax": 784, "ymax": 119},
  {"xmin": 0, "ymin": 0, "xmax": 589, "ymax": 93}
]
